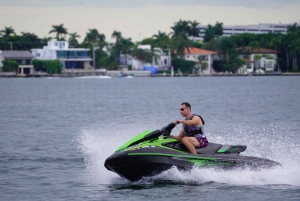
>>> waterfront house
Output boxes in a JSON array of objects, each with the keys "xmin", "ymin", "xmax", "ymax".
[
  {"xmin": 237, "ymin": 47, "xmax": 280, "ymax": 74},
  {"xmin": 31, "ymin": 41, "xmax": 92, "ymax": 70},
  {"xmin": 120, "ymin": 45, "xmax": 171, "ymax": 71},
  {"xmin": 182, "ymin": 47, "xmax": 217, "ymax": 75},
  {"xmin": 0, "ymin": 50, "xmax": 35, "ymax": 75},
  {"xmin": 0, "ymin": 50, "xmax": 34, "ymax": 65}
]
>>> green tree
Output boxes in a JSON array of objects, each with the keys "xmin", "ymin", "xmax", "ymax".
[
  {"xmin": 287, "ymin": 23, "xmax": 300, "ymax": 69},
  {"xmin": 0, "ymin": 26, "xmax": 15, "ymax": 38},
  {"xmin": 188, "ymin": 20, "xmax": 200, "ymax": 39},
  {"xmin": 172, "ymin": 58, "xmax": 195, "ymax": 74},
  {"xmin": 152, "ymin": 31, "xmax": 168, "ymax": 40},
  {"xmin": 49, "ymin": 24, "xmax": 68, "ymax": 40},
  {"xmin": 171, "ymin": 20, "xmax": 191, "ymax": 36},
  {"xmin": 18, "ymin": 32, "xmax": 42, "ymax": 50},
  {"xmin": 83, "ymin": 28, "xmax": 105, "ymax": 45},
  {"xmin": 270, "ymin": 35, "xmax": 282, "ymax": 71},
  {"xmin": 2, "ymin": 60, "xmax": 18, "ymax": 72},
  {"xmin": 111, "ymin": 30, "xmax": 122, "ymax": 45},
  {"xmin": 119, "ymin": 37, "xmax": 134, "ymax": 65},
  {"xmin": 152, "ymin": 31, "xmax": 170, "ymax": 52},
  {"xmin": 218, "ymin": 37, "xmax": 236, "ymax": 63},
  {"xmin": 170, "ymin": 33, "xmax": 193, "ymax": 59},
  {"xmin": 41, "ymin": 37, "xmax": 52, "ymax": 45},
  {"xmin": 249, "ymin": 41, "xmax": 260, "ymax": 52},
  {"xmin": 203, "ymin": 25, "xmax": 215, "ymax": 42},
  {"xmin": 131, "ymin": 47, "xmax": 155, "ymax": 64},
  {"xmin": 43, "ymin": 60, "xmax": 62, "ymax": 74},
  {"xmin": 214, "ymin": 22, "xmax": 223, "ymax": 38},
  {"xmin": 110, "ymin": 30, "xmax": 122, "ymax": 64},
  {"xmin": 68, "ymin": 32, "xmax": 81, "ymax": 46},
  {"xmin": 32, "ymin": 59, "xmax": 44, "ymax": 72}
]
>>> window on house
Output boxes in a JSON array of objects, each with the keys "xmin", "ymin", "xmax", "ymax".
[{"xmin": 198, "ymin": 56, "xmax": 208, "ymax": 61}]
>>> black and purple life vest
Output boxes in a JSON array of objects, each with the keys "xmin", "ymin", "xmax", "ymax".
[{"xmin": 183, "ymin": 114, "xmax": 206, "ymax": 138}]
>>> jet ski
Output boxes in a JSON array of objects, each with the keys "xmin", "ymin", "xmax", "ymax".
[{"xmin": 104, "ymin": 122, "xmax": 280, "ymax": 181}]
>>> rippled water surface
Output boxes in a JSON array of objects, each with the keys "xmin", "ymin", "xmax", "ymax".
[{"xmin": 0, "ymin": 76, "xmax": 299, "ymax": 200}]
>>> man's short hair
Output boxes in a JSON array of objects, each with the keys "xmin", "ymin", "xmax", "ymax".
[{"xmin": 181, "ymin": 102, "xmax": 191, "ymax": 109}]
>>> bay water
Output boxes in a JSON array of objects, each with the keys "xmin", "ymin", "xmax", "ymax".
[{"xmin": 0, "ymin": 76, "xmax": 299, "ymax": 200}]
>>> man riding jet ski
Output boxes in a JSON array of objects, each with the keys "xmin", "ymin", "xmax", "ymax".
[
  {"xmin": 104, "ymin": 121, "xmax": 281, "ymax": 182},
  {"xmin": 170, "ymin": 102, "xmax": 208, "ymax": 154}
]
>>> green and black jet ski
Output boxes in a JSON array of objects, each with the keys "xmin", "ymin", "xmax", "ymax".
[{"xmin": 104, "ymin": 122, "xmax": 280, "ymax": 181}]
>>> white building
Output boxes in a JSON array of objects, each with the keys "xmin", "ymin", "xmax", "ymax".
[
  {"xmin": 31, "ymin": 41, "xmax": 92, "ymax": 69},
  {"xmin": 190, "ymin": 23, "xmax": 293, "ymax": 42},
  {"xmin": 182, "ymin": 47, "xmax": 217, "ymax": 75},
  {"xmin": 130, "ymin": 45, "xmax": 171, "ymax": 70},
  {"xmin": 112, "ymin": 45, "xmax": 171, "ymax": 71},
  {"xmin": 237, "ymin": 47, "xmax": 279, "ymax": 74}
]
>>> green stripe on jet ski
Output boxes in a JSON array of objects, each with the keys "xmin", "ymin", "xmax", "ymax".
[
  {"xmin": 128, "ymin": 153, "xmax": 216, "ymax": 160},
  {"xmin": 116, "ymin": 130, "xmax": 153, "ymax": 152},
  {"xmin": 217, "ymin": 149, "xmax": 227, "ymax": 153}
]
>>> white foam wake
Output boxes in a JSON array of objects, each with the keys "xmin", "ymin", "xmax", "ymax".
[{"xmin": 77, "ymin": 122, "xmax": 300, "ymax": 186}]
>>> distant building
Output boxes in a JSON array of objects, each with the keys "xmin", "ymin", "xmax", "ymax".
[
  {"xmin": 120, "ymin": 45, "xmax": 171, "ymax": 70},
  {"xmin": 185, "ymin": 23, "xmax": 294, "ymax": 42},
  {"xmin": 0, "ymin": 50, "xmax": 34, "ymax": 65},
  {"xmin": 0, "ymin": 50, "xmax": 35, "ymax": 75},
  {"xmin": 31, "ymin": 41, "xmax": 92, "ymax": 69},
  {"xmin": 182, "ymin": 47, "xmax": 217, "ymax": 75},
  {"xmin": 237, "ymin": 47, "xmax": 280, "ymax": 74}
]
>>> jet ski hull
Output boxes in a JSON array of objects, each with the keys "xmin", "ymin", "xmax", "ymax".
[{"xmin": 104, "ymin": 147, "xmax": 280, "ymax": 182}]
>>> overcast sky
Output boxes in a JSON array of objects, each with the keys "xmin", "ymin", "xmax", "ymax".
[{"xmin": 0, "ymin": 0, "xmax": 300, "ymax": 42}]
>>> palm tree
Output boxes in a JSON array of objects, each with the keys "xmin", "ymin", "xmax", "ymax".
[
  {"xmin": 189, "ymin": 20, "xmax": 200, "ymax": 39},
  {"xmin": 152, "ymin": 31, "xmax": 168, "ymax": 40},
  {"xmin": 287, "ymin": 23, "xmax": 300, "ymax": 70},
  {"xmin": 111, "ymin": 30, "xmax": 122, "ymax": 45},
  {"xmin": 149, "ymin": 47, "xmax": 161, "ymax": 66},
  {"xmin": 0, "ymin": 26, "xmax": 15, "ymax": 37},
  {"xmin": 49, "ymin": 24, "xmax": 68, "ymax": 40},
  {"xmin": 41, "ymin": 37, "xmax": 52, "ymax": 45},
  {"xmin": 68, "ymin": 32, "xmax": 81, "ymax": 45},
  {"xmin": 171, "ymin": 20, "xmax": 191, "ymax": 37},
  {"xmin": 84, "ymin": 28, "xmax": 105, "ymax": 45},
  {"xmin": 214, "ymin": 22, "xmax": 223, "ymax": 38},
  {"xmin": 119, "ymin": 37, "xmax": 133, "ymax": 65},
  {"xmin": 270, "ymin": 36, "xmax": 282, "ymax": 72},
  {"xmin": 203, "ymin": 25, "xmax": 215, "ymax": 42},
  {"xmin": 218, "ymin": 37, "xmax": 236, "ymax": 64},
  {"xmin": 171, "ymin": 33, "xmax": 192, "ymax": 59},
  {"xmin": 152, "ymin": 31, "xmax": 170, "ymax": 52}
]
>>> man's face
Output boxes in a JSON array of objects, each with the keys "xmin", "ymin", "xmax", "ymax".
[{"xmin": 179, "ymin": 105, "xmax": 189, "ymax": 117}]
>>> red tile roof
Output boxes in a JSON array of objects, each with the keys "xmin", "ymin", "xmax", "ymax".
[{"xmin": 184, "ymin": 47, "xmax": 217, "ymax": 55}]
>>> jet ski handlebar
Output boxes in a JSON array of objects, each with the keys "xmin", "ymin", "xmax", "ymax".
[{"xmin": 161, "ymin": 122, "xmax": 176, "ymax": 136}]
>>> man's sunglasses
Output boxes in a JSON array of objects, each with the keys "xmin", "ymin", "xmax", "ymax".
[{"xmin": 180, "ymin": 108, "xmax": 187, "ymax": 111}]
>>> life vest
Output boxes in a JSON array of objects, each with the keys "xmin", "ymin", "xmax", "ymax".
[{"xmin": 183, "ymin": 114, "xmax": 206, "ymax": 138}]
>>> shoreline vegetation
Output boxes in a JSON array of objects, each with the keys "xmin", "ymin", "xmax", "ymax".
[{"xmin": 0, "ymin": 20, "xmax": 300, "ymax": 75}]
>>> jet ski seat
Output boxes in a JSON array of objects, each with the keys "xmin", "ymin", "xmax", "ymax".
[{"xmin": 173, "ymin": 142, "xmax": 222, "ymax": 155}]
